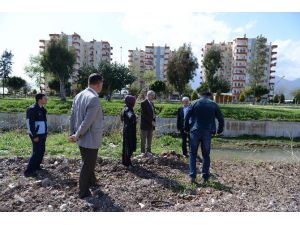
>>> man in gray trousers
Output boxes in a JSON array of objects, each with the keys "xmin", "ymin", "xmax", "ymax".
[{"xmin": 69, "ymin": 73, "xmax": 104, "ymax": 199}]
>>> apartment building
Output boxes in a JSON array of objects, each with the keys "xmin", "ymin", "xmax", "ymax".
[
  {"xmin": 201, "ymin": 35, "xmax": 278, "ymax": 101},
  {"xmin": 201, "ymin": 41, "xmax": 233, "ymax": 84},
  {"xmin": 128, "ymin": 44, "xmax": 172, "ymax": 81},
  {"xmin": 39, "ymin": 32, "xmax": 113, "ymax": 92}
]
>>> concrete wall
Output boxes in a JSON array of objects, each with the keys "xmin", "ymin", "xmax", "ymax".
[{"xmin": 1, "ymin": 112, "xmax": 300, "ymax": 138}]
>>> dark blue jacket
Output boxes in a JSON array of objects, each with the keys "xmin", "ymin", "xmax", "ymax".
[
  {"xmin": 26, "ymin": 103, "xmax": 47, "ymax": 138},
  {"xmin": 184, "ymin": 97, "xmax": 224, "ymax": 134}
]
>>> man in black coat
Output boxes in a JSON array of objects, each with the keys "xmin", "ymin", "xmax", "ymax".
[
  {"xmin": 177, "ymin": 96, "xmax": 190, "ymax": 157},
  {"xmin": 184, "ymin": 90, "xmax": 224, "ymax": 183},
  {"xmin": 140, "ymin": 90, "xmax": 156, "ymax": 154},
  {"xmin": 24, "ymin": 93, "xmax": 48, "ymax": 177}
]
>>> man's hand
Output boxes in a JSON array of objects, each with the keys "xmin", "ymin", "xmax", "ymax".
[
  {"xmin": 33, "ymin": 137, "xmax": 39, "ymax": 143},
  {"xmin": 68, "ymin": 134, "xmax": 78, "ymax": 142}
]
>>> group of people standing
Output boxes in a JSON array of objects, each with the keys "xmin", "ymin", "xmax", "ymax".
[{"xmin": 24, "ymin": 72, "xmax": 224, "ymax": 199}]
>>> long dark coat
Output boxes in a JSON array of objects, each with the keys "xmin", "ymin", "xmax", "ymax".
[{"xmin": 121, "ymin": 106, "xmax": 137, "ymax": 165}]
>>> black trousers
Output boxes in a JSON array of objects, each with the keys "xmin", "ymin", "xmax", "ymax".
[
  {"xmin": 180, "ymin": 130, "xmax": 189, "ymax": 155},
  {"xmin": 79, "ymin": 146, "xmax": 98, "ymax": 197},
  {"xmin": 25, "ymin": 134, "xmax": 46, "ymax": 174}
]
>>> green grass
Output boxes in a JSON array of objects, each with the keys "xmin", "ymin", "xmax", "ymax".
[
  {"xmin": 1, "ymin": 97, "xmax": 300, "ymax": 121},
  {"xmin": 1, "ymin": 130, "xmax": 299, "ymax": 158}
]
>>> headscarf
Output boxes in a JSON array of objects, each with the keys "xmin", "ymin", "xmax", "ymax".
[{"xmin": 124, "ymin": 95, "xmax": 136, "ymax": 109}]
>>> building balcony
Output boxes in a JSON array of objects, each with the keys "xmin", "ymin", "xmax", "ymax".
[
  {"xmin": 49, "ymin": 33, "xmax": 60, "ymax": 37},
  {"xmin": 233, "ymin": 66, "xmax": 246, "ymax": 68},
  {"xmin": 39, "ymin": 46, "xmax": 45, "ymax": 49},
  {"xmin": 271, "ymin": 52, "xmax": 277, "ymax": 55},
  {"xmin": 271, "ymin": 57, "xmax": 277, "ymax": 61},
  {"xmin": 270, "ymin": 70, "xmax": 275, "ymax": 73},
  {"xmin": 270, "ymin": 76, "xmax": 275, "ymax": 79},
  {"xmin": 72, "ymin": 41, "xmax": 80, "ymax": 46},
  {"xmin": 270, "ymin": 63, "xmax": 276, "ymax": 67},
  {"xmin": 237, "ymin": 45, "xmax": 247, "ymax": 48},
  {"xmin": 269, "ymin": 82, "xmax": 275, "ymax": 85},
  {"xmin": 236, "ymin": 51, "xmax": 247, "ymax": 54},
  {"xmin": 39, "ymin": 39, "xmax": 45, "ymax": 43},
  {"xmin": 272, "ymin": 45, "xmax": 278, "ymax": 49},
  {"xmin": 102, "ymin": 47, "xmax": 111, "ymax": 51},
  {"xmin": 233, "ymin": 72, "xmax": 245, "ymax": 75},
  {"xmin": 236, "ymin": 59, "xmax": 247, "ymax": 61},
  {"xmin": 232, "ymin": 80, "xmax": 245, "ymax": 82}
]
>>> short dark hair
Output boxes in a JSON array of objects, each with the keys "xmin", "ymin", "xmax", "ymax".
[
  {"xmin": 35, "ymin": 93, "xmax": 46, "ymax": 102},
  {"xmin": 201, "ymin": 89, "xmax": 212, "ymax": 97},
  {"xmin": 88, "ymin": 73, "xmax": 103, "ymax": 85}
]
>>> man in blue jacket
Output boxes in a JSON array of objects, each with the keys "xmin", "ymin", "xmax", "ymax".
[
  {"xmin": 24, "ymin": 93, "xmax": 48, "ymax": 177},
  {"xmin": 184, "ymin": 90, "xmax": 224, "ymax": 183}
]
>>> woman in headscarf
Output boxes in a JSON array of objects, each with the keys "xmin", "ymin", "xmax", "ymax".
[{"xmin": 121, "ymin": 95, "xmax": 137, "ymax": 168}]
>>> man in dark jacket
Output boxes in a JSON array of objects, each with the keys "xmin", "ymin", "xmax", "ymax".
[
  {"xmin": 177, "ymin": 97, "xmax": 190, "ymax": 157},
  {"xmin": 140, "ymin": 90, "xmax": 156, "ymax": 154},
  {"xmin": 184, "ymin": 91, "xmax": 224, "ymax": 183},
  {"xmin": 24, "ymin": 93, "xmax": 48, "ymax": 177}
]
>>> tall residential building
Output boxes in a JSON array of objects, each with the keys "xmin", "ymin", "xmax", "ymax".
[
  {"xmin": 128, "ymin": 44, "xmax": 172, "ymax": 81},
  {"xmin": 39, "ymin": 32, "xmax": 113, "ymax": 92},
  {"xmin": 201, "ymin": 35, "xmax": 278, "ymax": 101},
  {"xmin": 201, "ymin": 41, "xmax": 233, "ymax": 84}
]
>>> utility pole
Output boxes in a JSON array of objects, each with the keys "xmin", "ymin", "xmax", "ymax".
[{"xmin": 120, "ymin": 46, "xmax": 122, "ymax": 64}]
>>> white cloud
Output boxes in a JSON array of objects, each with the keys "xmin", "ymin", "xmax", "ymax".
[
  {"xmin": 273, "ymin": 39, "xmax": 300, "ymax": 80},
  {"xmin": 121, "ymin": 13, "xmax": 258, "ymax": 88}
]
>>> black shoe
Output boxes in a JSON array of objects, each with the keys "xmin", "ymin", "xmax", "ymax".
[
  {"xmin": 183, "ymin": 154, "xmax": 188, "ymax": 158},
  {"xmin": 79, "ymin": 191, "xmax": 92, "ymax": 199},
  {"xmin": 203, "ymin": 174, "xmax": 210, "ymax": 183},
  {"xmin": 24, "ymin": 171, "xmax": 37, "ymax": 178},
  {"xmin": 190, "ymin": 177, "xmax": 197, "ymax": 185}
]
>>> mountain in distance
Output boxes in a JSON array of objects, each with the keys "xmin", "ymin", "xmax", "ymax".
[{"xmin": 274, "ymin": 76, "xmax": 300, "ymax": 99}]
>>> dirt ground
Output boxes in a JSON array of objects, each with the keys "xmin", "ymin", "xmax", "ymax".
[{"xmin": 0, "ymin": 153, "xmax": 299, "ymax": 212}]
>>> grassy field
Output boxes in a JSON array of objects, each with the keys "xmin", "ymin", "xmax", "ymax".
[
  {"xmin": 1, "ymin": 97, "xmax": 300, "ymax": 121},
  {"xmin": 1, "ymin": 130, "xmax": 299, "ymax": 158}
]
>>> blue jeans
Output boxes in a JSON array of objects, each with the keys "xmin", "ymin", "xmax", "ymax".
[
  {"xmin": 25, "ymin": 134, "xmax": 46, "ymax": 173},
  {"xmin": 189, "ymin": 130, "xmax": 211, "ymax": 179}
]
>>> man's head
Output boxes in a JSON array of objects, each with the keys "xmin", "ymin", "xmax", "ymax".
[
  {"xmin": 35, "ymin": 93, "xmax": 47, "ymax": 106},
  {"xmin": 88, "ymin": 73, "xmax": 103, "ymax": 93},
  {"xmin": 182, "ymin": 96, "xmax": 190, "ymax": 107},
  {"xmin": 146, "ymin": 90, "xmax": 156, "ymax": 102},
  {"xmin": 201, "ymin": 89, "xmax": 212, "ymax": 98}
]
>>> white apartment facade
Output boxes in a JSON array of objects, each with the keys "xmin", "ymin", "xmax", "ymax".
[
  {"xmin": 128, "ymin": 44, "xmax": 172, "ymax": 81},
  {"xmin": 201, "ymin": 36, "xmax": 277, "ymax": 101},
  {"xmin": 39, "ymin": 32, "xmax": 113, "ymax": 92}
]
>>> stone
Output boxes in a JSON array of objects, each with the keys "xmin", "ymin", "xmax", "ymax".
[
  {"xmin": 59, "ymin": 204, "xmax": 68, "ymax": 211},
  {"xmin": 14, "ymin": 194, "xmax": 25, "ymax": 203},
  {"xmin": 41, "ymin": 178, "xmax": 52, "ymax": 187},
  {"xmin": 138, "ymin": 203, "xmax": 145, "ymax": 209}
]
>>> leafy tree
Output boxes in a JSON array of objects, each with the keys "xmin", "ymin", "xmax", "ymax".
[
  {"xmin": 202, "ymin": 47, "xmax": 230, "ymax": 94},
  {"xmin": 149, "ymin": 80, "xmax": 166, "ymax": 97},
  {"xmin": 24, "ymin": 55, "xmax": 44, "ymax": 92},
  {"xmin": 273, "ymin": 95, "xmax": 280, "ymax": 104},
  {"xmin": 167, "ymin": 43, "xmax": 198, "ymax": 96},
  {"xmin": 0, "ymin": 50, "xmax": 13, "ymax": 98},
  {"xmin": 247, "ymin": 35, "xmax": 267, "ymax": 87},
  {"xmin": 6, "ymin": 76, "xmax": 26, "ymax": 93},
  {"xmin": 77, "ymin": 64, "xmax": 98, "ymax": 91},
  {"xmin": 41, "ymin": 37, "xmax": 76, "ymax": 101},
  {"xmin": 196, "ymin": 82, "xmax": 209, "ymax": 94},
  {"xmin": 280, "ymin": 94, "xmax": 285, "ymax": 104},
  {"xmin": 128, "ymin": 85, "xmax": 141, "ymax": 97},
  {"xmin": 191, "ymin": 91, "xmax": 198, "ymax": 100},
  {"xmin": 23, "ymin": 82, "xmax": 31, "ymax": 97},
  {"xmin": 253, "ymin": 85, "xmax": 269, "ymax": 102},
  {"xmin": 291, "ymin": 89, "xmax": 300, "ymax": 104},
  {"xmin": 99, "ymin": 62, "xmax": 135, "ymax": 101},
  {"xmin": 143, "ymin": 70, "xmax": 156, "ymax": 88},
  {"xmin": 238, "ymin": 91, "xmax": 245, "ymax": 102},
  {"xmin": 48, "ymin": 79, "xmax": 71, "ymax": 96}
]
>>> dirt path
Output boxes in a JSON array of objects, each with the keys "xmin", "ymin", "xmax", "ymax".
[{"xmin": 0, "ymin": 154, "xmax": 299, "ymax": 212}]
